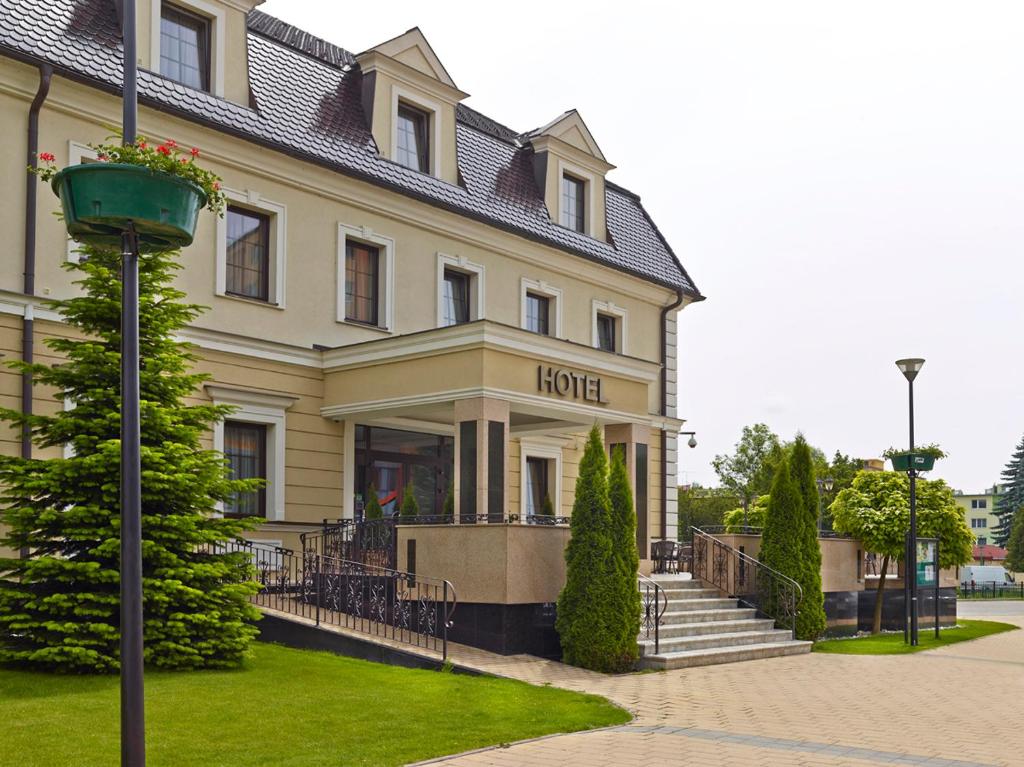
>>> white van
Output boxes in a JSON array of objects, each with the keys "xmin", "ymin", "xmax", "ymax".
[{"xmin": 960, "ymin": 565, "xmax": 1016, "ymax": 586}]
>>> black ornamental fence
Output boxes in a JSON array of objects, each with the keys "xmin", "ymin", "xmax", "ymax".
[
  {"xmin": 691, "ymin": 527, "xmax": 802, "ymax": 637},
  {"xmin": 203, "ymin": 538, "xmax": 457, "ymax": 660}
]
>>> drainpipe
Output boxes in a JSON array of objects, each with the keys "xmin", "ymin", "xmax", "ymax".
[
  {"xmin": 21, "ymin": 64, "xmax": 53, "ymax": 557},
  {"xmin": 659, "ymin": 287, "xmax": 685, "ymax": 544}
]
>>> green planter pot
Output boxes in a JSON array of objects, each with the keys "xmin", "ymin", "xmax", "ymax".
[
  {"xmin": 51, "ymin": 163, "xmax": 207, "ymax": 253},
  {"xmin": 890, "ymin": 453, "xmax": 936, "ymax": 472}
]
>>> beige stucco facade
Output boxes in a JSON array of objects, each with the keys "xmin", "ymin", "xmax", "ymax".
[{"xmin": 0, "ymin": 13, "xmax": 696, "ymax": 566}]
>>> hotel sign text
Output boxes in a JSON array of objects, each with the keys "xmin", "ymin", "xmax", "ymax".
[{"xmin": 537, "ymin": 365, "xmax": 609, "ymax": 404}]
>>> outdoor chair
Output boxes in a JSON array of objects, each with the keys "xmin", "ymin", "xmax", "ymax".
[{"xmin": 652, "ymin": 539, "xmax": 681, "ymax": 574}]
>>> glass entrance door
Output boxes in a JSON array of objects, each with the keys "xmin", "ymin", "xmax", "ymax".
[{"xmin": 355, "ymin": 425, "xmax": 453, "ymax": 518}]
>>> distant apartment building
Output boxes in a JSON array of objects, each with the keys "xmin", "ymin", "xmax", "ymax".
[{"xmin": 954, "ymin": 486, "xmax": 1002, "ymax": 546}]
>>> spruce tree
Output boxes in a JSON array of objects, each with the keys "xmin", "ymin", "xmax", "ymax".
[
  {"xmin": 0, "ymin": 245, "xmax": 260, "ymax": 673},
  {"xmin": 758, "ymin": 456, "xmax": 804, "ymax": 628},
  {"xmin": 789, "ymin": 435, "xmax": 826, "ymax": 640},
  {"xmin": 1006, "ymin": 507, "xmax": 1024, "ymax": 573},
  {"xmin": 607, "ymin": 446, "xmax": 640, "ymax": 668},
  {"xmin": 364, "ymin": 484, "xmax": 384, "ymax": 520},
  {"xmin": 556, "ymin": 425, "xmax": 620, "ymax": 671},
  {"xmin": 994, "ymin": 435, "xmax": 1024, "ymax": 546}
]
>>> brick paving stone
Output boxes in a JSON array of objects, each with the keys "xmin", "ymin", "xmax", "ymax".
[{"xmin": 412, "ymin": 614, "xmax": 1024, "ymax": 767}]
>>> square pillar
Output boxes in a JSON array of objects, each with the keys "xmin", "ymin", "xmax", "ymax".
[
  {"xmin": 605, "ymin": 423, "xmax": 650, "ymax": 560},
  {"xmin": 454, "ymin": 397, "xmax": 510, "ymax": 523}
]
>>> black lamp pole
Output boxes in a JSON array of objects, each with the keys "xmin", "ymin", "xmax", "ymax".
[
  {"xmin": 896, "ymin": 358, "xmax": 925, "ymax": 648},
  {"xmin": 119, "ymin": 0, "xmax": 145, "ymax": 764}
]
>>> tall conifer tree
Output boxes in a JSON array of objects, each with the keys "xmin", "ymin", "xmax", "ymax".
[
  {"xmin": 1005, "ymin": 507, "xmax": 1024, "ymax": 573},
  {"xmin": 758, "ymin": 456, "xmax": 804, "ymax": 627},
  {"xmin": 0, "ymin": 245, "xmax": 260, "ymax": 672},
  {"xmin": 994, "ymin": 435, "xmax": 1024, "ymax": 546},
  {"xmin": 789, "ymin": 435, "xmax": 827, "ymax": 640},
  {"xmin": 608, "ymin": 446, "xmax": 640, "ymax": 667}
]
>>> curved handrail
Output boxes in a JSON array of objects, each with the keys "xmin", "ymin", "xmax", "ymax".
[
  {"xmin": 637, "ymin": 572, "xmax": 668, "ymax": 654},
  {"xmin": 691, "ymin": 527, "xmax": 803, "ymax": 637}
]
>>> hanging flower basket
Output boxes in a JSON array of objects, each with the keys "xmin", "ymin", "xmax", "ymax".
[
  {"xmin": 51, "ymin": 163, "xmax": 207, "ymax": 252},
  {"xmin": 32, "ymin": 136, "xmax": 225, "ymax": 254},
  {"xmin": 889, "ymin": 453, "xmax": 936, "ymax": 472}
]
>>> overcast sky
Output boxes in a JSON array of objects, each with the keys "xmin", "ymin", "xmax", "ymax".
[{"xmin": 261, "ymin": 0, "xmax": 1024, "ymax": 493}]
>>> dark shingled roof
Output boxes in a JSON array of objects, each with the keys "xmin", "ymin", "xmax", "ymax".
[{"xmin": 0, "ymin": 0, "xmax": 701, "ymax": 297}]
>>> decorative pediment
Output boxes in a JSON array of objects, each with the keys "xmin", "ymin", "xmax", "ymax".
[
  {"xmin": 527, "ymin": 111, "xmax": 607, "ymax": 162},
  {"xmin": 359, "ymin": 27, "xmax": 459, "ymax": 90}
]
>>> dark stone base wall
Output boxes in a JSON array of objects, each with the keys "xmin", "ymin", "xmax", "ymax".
[
  {"xmin": 857, "ymin": 586, "xmax": 957, "ymax": 632},
  {"xmin": 447, "ymin": 602, "xmax": 561, "ymax": 658},
  {"xmin": 823, "ymin": 590, "xmax": 859, "ymax": 637}
]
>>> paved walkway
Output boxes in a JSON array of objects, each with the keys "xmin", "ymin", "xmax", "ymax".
[{"xmin": 419, "ymin": 609, "xmax": 1024, "ymax": 767}]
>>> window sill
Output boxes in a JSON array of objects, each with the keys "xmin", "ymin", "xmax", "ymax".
[
  {"xmin": 218, "ymin": 292, "xmax": 284, "ymax": 310},
  {"xmin": 338, "ymin": 318, "xmax": 392, "ymax": 334}
]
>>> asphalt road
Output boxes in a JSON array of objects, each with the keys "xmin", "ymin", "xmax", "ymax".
[{"xmin": 958, "ymin": 599, "xmax": 1024, "ymax": 617}]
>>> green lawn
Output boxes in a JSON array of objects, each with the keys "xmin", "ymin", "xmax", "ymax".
[
  {"xmin": 812, "ymin": 619, "xmax": 1017, "ymax": 655},
  {"xmin": 0, "ymin": 642, "xmax": 628, "ymax": 767}
]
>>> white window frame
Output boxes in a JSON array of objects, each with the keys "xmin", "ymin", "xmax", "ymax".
[
  {"xmin": 207, "ymin": 386, "xmax": 297, "ymax": 522},
  {"xmin": 150, "ymin": 0, "xmax": 225, "ymax": 97},
  {"xmin": 436, "ymin": 252, "xmax": 485, "ymax": 327},
  {"xmin": 337, "ymin": 223, "xmax": 395, "ymax": 333},
  {"xmin": 556, "ymin": 159, "xmax": 597, "ymax": 238},
  {"xmin": 215, "ymin": 188, "xmax": 287, "ymax": 308},
  {"xmin": 66, "ymin": 141, "xmax": 98, "ymax": 263},
  {"xmin": 591, "ymin": 299, "xmax": 628, "ymax": 355},
  {"xmin": 519, "ymin": 437, "xmax": 563, "ymax": 522},
  {"xmin": 390, "ymin": 86, "xmax": 442, "ymax": 178},
  {"xmin": 520, "ymin": 277, "xmax": 562, "ymax": 338}
]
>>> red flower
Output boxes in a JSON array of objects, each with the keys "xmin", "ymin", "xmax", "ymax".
[
  {"xmin": 190, "ymin": 147, "xmax": 200, "ymax": 157},
  {"xmin": 213, "ymin": 181, "xmax": 221, "ymax": 190},
  {"xmin": 38, "ymin": 152, "xmax": 55, "ymax": 162},
  {"xmin": 156, "ymin": 145, "xmax": 170, "ymax": 155},
  {"xmin": 165, "ymin": 139, "xmax": 177, "ymax": 148},
  {"xmin": 179, "ymin": 157, "xmax": 189, "ymax": 164},
  {"xmin": 138, "ymin": 141, "xmax": 148, "ymax": 149}
]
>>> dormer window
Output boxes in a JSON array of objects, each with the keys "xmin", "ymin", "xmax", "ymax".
[
  {"xmin": 160, "ymin": 4, "xmax": 211, "ymax": 92},
  {"xmin": 561, "ymin": 174, "xmax": 585, "ymax": 232},
  {"xmin": 396, "ymin": 103, "xmax": 430, "ymax": 173}
]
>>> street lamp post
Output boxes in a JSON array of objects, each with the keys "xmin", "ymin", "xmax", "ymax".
[
  {"xmin": 896, "ymin": 357, "xmax": 925, "ymax": 647},
  {"xmin": 119, "ymin": 1, "xmax": 145, "ymax": 765},
  {"xmin": 815, "ymin": 476, "xmax": 834, "ymax": 534}
]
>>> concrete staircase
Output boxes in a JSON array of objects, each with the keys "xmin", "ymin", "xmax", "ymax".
[{"xmin": 638, "ymin": 573, "xmax": 811, "ymax": 670}]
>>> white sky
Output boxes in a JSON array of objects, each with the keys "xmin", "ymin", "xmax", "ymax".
[{"xmin": 261, "ymin": 0, "xmax": 1024, "ymax": 493}]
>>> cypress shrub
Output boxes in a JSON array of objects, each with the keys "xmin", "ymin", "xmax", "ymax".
[
  {"xmin": 400, "ymin": 484, "xmax": 419, "ymax": 520},
  {"xmin": 556, "ymin": 425, "xmax": 620, "ymax": 671},
  {"xmin": 541, "ymin": 495, "xmax": 555, "ymax": 516},
  {"xmin": 758, "ymin": 456, "xmax": 804, "ymax": 626},
  {"xmin": 364, "ymin": 485, "xmax": 383, "ymax": 520},
  {"xmin": 607, "ymin": 445, "xmax": 641, "ymax": 668},
  {"xmin": 1006, "ymin": 507, "xmax": 1024, "ymax": 573},
  {"xmin": 0, "ymin": 245, "xmax": 260, "ymax": 673},
  {"xmin": 789, "ymin": 435, "xmax": 827, "ymax": 640}
]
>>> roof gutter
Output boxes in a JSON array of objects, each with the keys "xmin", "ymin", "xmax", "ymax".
[
  {"xmin": 21, "ymin": 62, "xmax": 52, "ymax": 557},
  {"xmin": 659, "ymin": 286, "xmax": 685, "ymax": 547}
]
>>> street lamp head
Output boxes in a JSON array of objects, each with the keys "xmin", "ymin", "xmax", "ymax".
[
  {"xmin": 824, "ymin": 476, "xmax": 834, "ymax": 492},
  {"xmin": 687, "ymin": 434, "xmax": 698, "ymax": 449},
  {"xmin": 895, "ymin": 358, "xmax": 925, "ymax": 383}
]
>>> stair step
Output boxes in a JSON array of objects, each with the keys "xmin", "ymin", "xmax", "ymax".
[
  {"xmin": 656, "ymin": 618, "xmax": 776, "ymax": 639},
  {"xmin": 661, "ymin": 608, "xmax": 758, "ymax": 624},
  {"xmin": 640, "ymin": 640, "xmax": 812, "ymax": 670},
  {"xmin": 660, "ymin": 588, "xmax": 721, "ymax": 599},
  {"xmin": 664, "ymin": 597, "xmax": 737, "ymax": 611},
  {"xmin": 638, "ymin": 629, "xmax": 792, "ymax": 656},
  {"xmin": 648, "ymin": 573, "xmax": 694, "ymax": 584}
]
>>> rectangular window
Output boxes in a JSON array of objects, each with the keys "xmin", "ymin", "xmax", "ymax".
[
  {"xmin": 224, "ymin": 422, "xmax": 266, "ymax": 518},
  {"xmin": 345, "ymin": 242, "xmax": 380, "ymax": 325},
  {"xmin": 225, "ymin": 206, "xmax": 270, "ymax": 301},
  {"xmin": 160, "ymin": 4, "xmax": 210, "ymax": 91},
  {"xmin": 396, "ymin": 104, "xmax": 430, "ymax": 173},
  {"xmin": 525, "ymin": 457, "xmax": 549, "ymax": 518},
  {"xmin": 979, "ymin": 499, "xmax": 987, "ymax": 509},
  {"xmin": 596, "ymin": 313, "xmax": 617, "ymax": 352},
  {"xmin": 442, "ymin": 269, "xmax": 470, "ymax": 326},
  {"xmin": 561, "ymin": 174, "xmax": 585, "ymax": 232},
  {"xmin": 525, "ymin": 292, "xmax": 550, "ymax": 335},
  {"xmin": 977, "ymin": 537, "xmax": 987, "ymax": 546}
]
